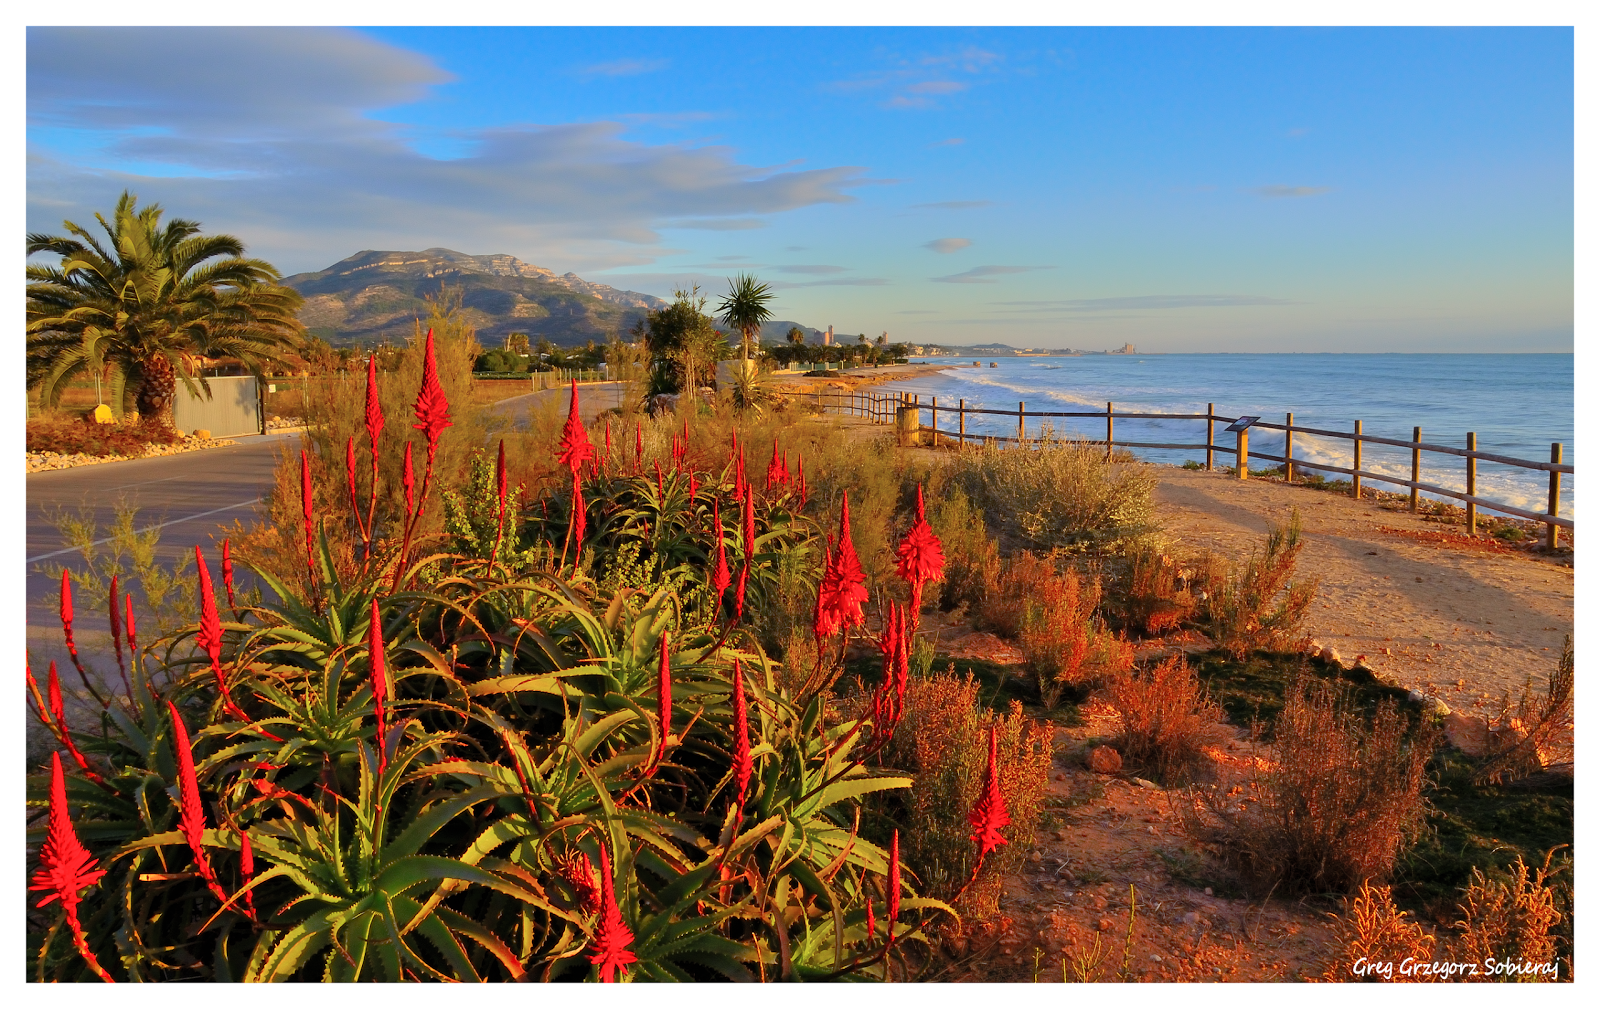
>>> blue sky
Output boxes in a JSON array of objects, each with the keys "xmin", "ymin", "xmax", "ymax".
[{"xmin": 27, "ymin": 26, "xmax": 1574, "ymax": 351}]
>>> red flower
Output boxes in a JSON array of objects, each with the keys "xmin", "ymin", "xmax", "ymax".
[
  {"xmin": 47, "ymin": 661, "xmax": 105, "ymax": 785},
  {"xmin": 369, "ymin": 598, "xmax": 388, "ymax": 774},
  {"xmin": 710, "ymin": 497, "xmax": 731, "ymax": 612},
  {"xmin": 967, "ymin": 724, "xmax": 1012, "ymax": 862},
  {"xmin": 411, "ymin": 328, "xmax": 453, "ymax": 458},
  {"xmin": 165, "ymin": 700, "xmax": 230, "ymax": 908},
  {"xmin": 812, "ymin": 539, "xmax": 840, "ymax": 641},
  {"xmin": 654, "ymin": 633, "xmax": 672, "ymax": 770},
  {"xmin": 564, "ymin": 851, "xmax": 600, "ymax": 914},
  {"xmin": 587, "ymin": 842, "xmax": 637, "ymax": 982},
  {"xmin": 402, "ymin": 441, "xmax": 415, "ymax": 516},
  {"xmin": 733, "ymin": 562, "xmax": 749, "ymax": 623},
  {"xmin": 816, "ymin": 494, "xmax": 869, "ymax": 636},
  {"xmin": 688, "ymin": 471, "xmax": 699, "ymax": 504},
  {"xmin": 557, "ymin": 380, "xmax": 594, "ymax": 475},
  {"xmin": 492, "ymin": 439, "xmax": 509, "ymax": 564},
  {"xmin": 59, "ymin": 570, "xmax": 86, "ymax": 684},
  {"xmin": 196, "ymin": 547, "xmax": 258, "ymax": 729},
  {"xmin": 124, "ymin": 593, "xmax": 136, "ymax": 657},
  {"xmin": 634, "ymin": 422, "xmax": 643, "ymax": 470},
  {"xmin": 730, "ymin": 659, "xmax": 752, "ymax": 819},
  {"xmin": 886, "ymin": 829, "xmax": 902, "ymax": 948},
  {"xmin": 299, "ymin": 449, "xmax": 316, "ymax": 581},
  {"xmin": 221, "ymin": 540, "xmax": 236, "ymax": 610},
  {"xmin": 765, "ymin": 440, "xmax": 785, "ymax": 491},
  {"xmin": 239, "ymin": 830, "xmax": 257, "ymax": 919},
  {"xmin": 109, "ymin": 573, "xmax": 125, "ymax": 686},
  {"xmin": 865, "ymin": 886, "xmax": 876, "ymax": 942},
  {"xmin": 570, "ymin": 470, "xmax": 587, "ymax": 550},
  {"xmin": 895, "ymin": 484, "xmax": 946, "ymax": 620},
  {"xmin": 30, "ymin": 752, "xmax": 114, "ymax": 982},
  {"xmin": 655, "ymin": 460, "xmax": 664, "ymax": 501},
  {"xmin": 741, "ymin": 483, "xmax": 757, "ymax": 558},
  {"xmin": 364, "ymin": 353, "xmax": 385, "ymax": 449}
]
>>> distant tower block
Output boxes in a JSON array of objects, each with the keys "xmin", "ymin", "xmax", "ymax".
[{"xmin": 824, "ymin": 325, "xmax": 833, "ymax": 346}]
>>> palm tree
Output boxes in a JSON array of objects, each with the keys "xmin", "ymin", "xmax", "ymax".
[
  {"xmin": 786, "ymin": 326, "xmax": 806, "ymax": 346},
  {"xmin": 714, "ymin": 273, "xmax": 775, "ymax": 363},
  {"xmin": 27, "ymin": 191, "xmax": 305, "ymax": 427}
]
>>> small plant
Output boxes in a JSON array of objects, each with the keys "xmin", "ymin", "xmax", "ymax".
[
  {"xmin": 1119, "ymin": 543, "xmax": 1197, "ymax": 635},
  {"xmin": 1202, "ymin": 509, "xmax": 1317, "ymax": 659},
  {"xmin": 1108, "ymin": 654, "xmax": 1225, "ymax": 783},
  {"xmin": 1453, "ymin": 848, "xmax": 1567, "ymax": 978},
  {"xmin": 993, "ymin": 554, "xmax": 1132, "ymax": 709},
  {"xmin": 1203, "ymin": 673, "xmax": 1436, "ymax": 896},
  {"xmin": 1475, "ymin": 637, "xmax": 1573, "ymax": 785},
  {"xmin": 1319, "ymin": 882, "xmax": 1439, "ymax": 982}
]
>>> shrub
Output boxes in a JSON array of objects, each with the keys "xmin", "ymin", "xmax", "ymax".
[
  {"xmin": 1201, "ymin": 509, "xmax": 1317, "ymax": 658},
  {"xmin": 1453, "ymin": 849, "xmax": 1567, "ymax": 979},
  {"xmin": 926, "ymin": 485, "xmax": 995, "ymax": 616},
  {"xmin": 946, "ymin": 437, "xmax": 1157, "ymax": 553},
  {"xmin": 1319, "ymin": 883, "xmax": 1440, "ymax": 982},
  {"xmin": 26, "ymin": 415, "xmax": 182, "ymax": 457},
  {"xmin": 981, "ymin": 553, "xmax": 1131, "ymax": 709},
  {"xmin": 1117, "ymin": 543, "xmax": 1198, "ymax": 636},
  {"xmin": 1204, "ymin": 673, "xmax": 1435, "ymax": 896},
  {"xmin": 1476, "ymin": 637, "xmax": 1573, "ymax": 785},
  {"xmin": 868, "ymin": 666, "xmax": 1053, "ymax": 919},
  {"xmin": 1108, "ymin": 655, "xmax": 1225, "ymax": 783}
]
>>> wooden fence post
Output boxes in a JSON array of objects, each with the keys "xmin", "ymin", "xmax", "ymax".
[
  {"xmin": 959, "ymin": 399, "xmax": 966, "ymax": 447},
  {"xmin": 1236, "ymin": 425, "xmax": 1248, "ymax": 479},
  {"xmin": 1410, "ymin": 426, "xmax": 1422, "ymax": 512},
  {"xmin": 1206, "ymin": 403, "xmax": 1215, "ymax": 472},
  {"xmin": 1548, "ymin": 443, "xmax": 1563, "ymax": 549},
  {"xmin": 1466, "ymin": 432, "xmax": 1477, "ymax": 536},
  {"xmin": 1285, "ymin": 413, "xmax": 1294, "ymax": 481},
  {"xmin": 931, "ymin": 397, "xmax": 938, "ymax": 446},
  {"xmin": 1018, "ymin": 402, "xmax": 1025, "ymax": 444},
  {"xmin": 1106, "ymin": 402, "xmax": 1114, "ymax": 462},
  {"xmin": 1353, "ymin": 420, "xmax": 1363, "ymax": 499}
]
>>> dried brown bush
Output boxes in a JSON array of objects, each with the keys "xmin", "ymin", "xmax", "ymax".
[
  {"xmin": 1476, "ymin": 637, "xmax": 1573, "ymax": 785},
  {"xmin": 1203, "ymin": 673, "xmax": 1435, "ymax": 896},
  {"xmin": 1201, "ymin": 510, "xmax": 1317, "ymax": 659},
  {"xmin": 1453, "ymin": 849, "xmax": 1567, "ymax": 979},
  {"xmin": 26, "ymin": 414, "xmax": 182, "ymax": 457},
  {"xmin": 1108, "ymin": 654, "xmax": 1225, "ymax": 782},
  {"xmin": 1118, "ymin": 544, "xmax": 1198, "ymax": 635},
  {"xmin": 982, "ymin": 553, "xmax": 1133, "ymax": 709},
  {"xmin": 1319, "ymin": 882, "xmax": 1440, "ymax": 982},
  {"xmin": 871, "ymin": 666, "xmax": 1053, "ymax": 918},
  {"xmin": 977, "ymin": 550, "xmax": 1057, "ymax": 638}
]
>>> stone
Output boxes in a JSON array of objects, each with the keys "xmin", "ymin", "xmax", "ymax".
[
  {"xmin": 192, "ymin": 429, "xmax": 212, "ymax": 440},
  {"xmin": 1096, "ymin": 918, "xmax": 1115, "ymax": 932},
  {"xmin": 1029, "ymin": 850, "xmax": 1044, "ymax": 863},
  {"xmin": 1443, "ymin": 712, "xmax": 1493, "ymax": 757},
  {"xmin": 91, "ymin": 404, "xmax": 115, "ymax": 424},
  {"xmin": 1087, "ymin": 745, "xmax": 1123, "ymax": 774},
  {"xmin": 1132, "ymin": 777, "xmax": 1158, "ymax": 790},
  {"xmin": 1318, "ymin": 646, "xmax": 1343, "ymax": 667}
]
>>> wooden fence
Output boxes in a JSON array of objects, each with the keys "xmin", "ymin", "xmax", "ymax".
[{"xmin": 788, "ymin": 387, "xmax": 1573, "ymax": 548}]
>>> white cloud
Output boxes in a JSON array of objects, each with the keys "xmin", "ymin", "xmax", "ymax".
[
  {"xmin": 579, "ymin": 58, "xmax": 669, "ymax": 78},
  {"xmin": 990, "ymin": 295, "xmax": 1295, "ymax": 312},
  {"xmin": 924, "ymin": 237, "xmax": 972, "ymax": 254},
  {"xmin": 26, "ymin": 28, "xmax": 871, "ymax": 275},
  {"xmin": 912, "ymin": 200, "xmax": 993, "ymax": 210},
  {"xmin": 1252, "ymin": 185, "xmax": 1331, "ymax": 199},
  {"xmin": 776, "ymin": 264, "xmax": 848, "ymax": 274},
  {"xmin": 932, "ymin": 265, "xmax": 1045, "ymax": 284}
]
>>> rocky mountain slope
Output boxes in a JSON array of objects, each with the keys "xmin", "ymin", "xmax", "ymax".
[{"xmin": 284, "ymin": 248, "xmax": 670, "ymax": 348}]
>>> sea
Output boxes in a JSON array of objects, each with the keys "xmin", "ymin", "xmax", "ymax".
[{"xmin": 882, "ymin": 354, "xmax": 1574, "ymax": 520}]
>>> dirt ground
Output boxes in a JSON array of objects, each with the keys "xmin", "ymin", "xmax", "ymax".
[{"xmin": 1150, "ymin": 467, "xmax": 1573, "ymax": 707}]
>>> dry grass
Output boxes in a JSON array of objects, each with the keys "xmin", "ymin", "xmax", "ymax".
[
  {"xmin": 1453, "ymin": 849, "xmax": 1567, "ymax": 978},
  {"xmin": 1108, "ymin": 655, "xmax": 1225, "ymax": 783},
  {"xmin": 1476, "ymin": 637, "xmax": 1574, "ymax": 785},
  {"xmin": 1201, "ymin": 673, "xmax": 1435, "ymax": 897},
  {"xmin": 1118, "ymin": 544, "xmax": 1198, "ymax": 635},
  {"xmin": 872, "ymin": 666, "xmax": 1054, "ymax": 919},
  {"xmin": 1201, "ymin": 509, "xmax": 1317, "ymax": 658},
  {"xmin": 1319, "ymin": 883, "xmax": 1440, "ymax": 982},
  {"xmin": 26, "ymin": 414, "xmax": 182, "ymax": 457}
]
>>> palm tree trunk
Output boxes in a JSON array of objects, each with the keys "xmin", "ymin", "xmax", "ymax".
[{"xmin": 137, "ymin": 354, "xmax": 177, "ymax": 429}]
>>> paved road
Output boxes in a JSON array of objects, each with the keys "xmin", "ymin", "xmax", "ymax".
[{"xmin": 483, "ymin": 381, "xmax": 629, "ymax": 428}]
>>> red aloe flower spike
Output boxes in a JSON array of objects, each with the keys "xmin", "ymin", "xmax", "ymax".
[
  {"xmin": 124, "ymin": 593, "xmax": 137, "ymax": 661},
  {"xmin": 864, "ymin": 883, "xmax": 876, "ymax": 942},
  {"xmin": 733, "ymin": 562, "xmax": 749, "ymax": 624},
  {"xmin": 30, "ymin": 753, "xmax": 114, "ymax": 982},
  {"xmin": 895, "ymin": 483, "xmax": 946, "ymax": 626},
  {"xmin": 654, "ymin": 632, "xmax": 672, "ymax": 772},
  {"xmin": 491, "ymin": 439, "xmax": 508, "ymax": 566},
  {"xmin": 588, "ymin": 841, "xmax": 638, "ymax": 983},
  {"xmin": 967, "ymin": 723, "xmax": 1012, "ymax": 864},
  {"xmin": 411, "ymin": 328, "xmax": 454, "ymax": 461},
  {"xmin": 221, "ymin": 540, "xmax": 236, "ymax": 610},
  {"xmin": 238, "ymin": 830, "xmax": 257, "ymax": 919},
  {"xmin": 109, "ymin": 573, "xmax": 129, "ymax": 697},
  {"xmin": 48, "ymin": 661, "xmax": 106, "ymax": 785},
  {"xmin": 688, "ymin": 471, "xmax": 699, "ymax": 505},
  {"xmin": 557, "ymin": 380, "xmax": 594, "ymax": 475},
  {"xmin": 821, "ymin": 493, "xmax": 869, "ymax": 634},
  {"xmin": 765, "ymin": 440, "xmax": 783, "ymax": 492},
  {"xmin": 710, "ymin": 497, "xmax": 731, "ymax": 614},
  {"xmin": 369, "ymin": 597, "xmax": 389, "ymax": 775},
  {"xmin": 655, "ymin": 460, "xmax": 664, "ymax": 501},
  {"xmin": 299, "ymin": 449, "xmax": 317, "ymax": 588},
  {"xmin": 165, "ymin": 700, "xmax": 230, "ymax": 908},
  {"xmin": 634, "ymin": 422, "xmax": 643, "ymax": 471},
  {"xmin": 742, "ymin": 482, "xmax": 756, "ymax": 559},
  {"xmin": 730, "ymin": 660, "xmax": 753, "ymax": 819},
  {"xmin": 570, "ymin": 470, "xmax": 587, "ymax": 553},
  {"xmin": 196, "ymin": 546, "xmax": 254, "ymax": 728},
  {"xmin": 603, "ymin": 418, "xmax": 612, "ymax": 468},
  {"xmin": 402, "ymin": 441, "xmax": 415, "ymax": 516},
  {"xmin": 59, "ymin": 571, "xmax": 105, "ymax": 708},
  {"xmin": 886, "ymin": 829, "xmax": 902, "ymax": 948},
  {"xmin": 812, "ymin": 538, "xmax": 840, "ymax": 642}
]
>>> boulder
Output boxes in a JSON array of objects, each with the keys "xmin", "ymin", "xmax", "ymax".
[
  {"xmin": 192, "ymin": 429, "xmax": 212, "ymax": 440},
  {"xmin": 1087, "ymin": 745, "xmax": 1123, "ymax": 774},
  {"xmin": 1318, "ymin": 646, "xmax": 1343, "ymax": 667},
  {"xmin": 91, "ymin": 404, "xmax": 115, "ymax": 424}
]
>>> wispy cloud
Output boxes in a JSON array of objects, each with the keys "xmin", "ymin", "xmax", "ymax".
[
  {"xmin": 616, "ymin": 111, "xmax": 716, "ymax": 128},
  {"xmin": 924, "ymin": 237, "xmax": 972, "ymax": 254},
  {"xmin": 579, "ymin": 58, "xmax": 669, "ymax": 78},
  {"xmin": 897, "ymin": 309, "xmax": 939, "ymax": 314},
  {"xmin": 932, "ymin": 137, "xmax": 965, "ymax": 147},
  {"xmin": 662, "ymin": 218, "xmax": 769, "ymax": 231},
  {"xmin": 772, "ymin": 277, "xmax": 890, "ymax": 288},
  {"xmin": 825, "ymin": 45, "xmax": 1002, "ymax": 110},
  {"xmin": 933, "ymin": 264, "xmax": 1046, "ymax": 284},
  {"xmin": 777, "ymin": 264, "xmax": 848, "ymax": 274},
  {"xmin": 1252, "ymin": 185, "xmax": 1330, "ymax": 199},
  {"xmin": 990, "ymin": 294, "xmax": 1294, "ymax": 312},
  {"xmin": 1286, "ymin": 127, "xmax": 1310, "ymax": 138},
  {"xmin": 907, "ymin": 81, "xmax": 967, "ymax": 95},
  {"xmin": 912, "ymin": 200, "xmax": 994, "ymax": 210}
]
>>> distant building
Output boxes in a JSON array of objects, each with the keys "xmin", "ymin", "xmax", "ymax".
[
  {"xmin": 1112, "ymin": 343, "xmax": 1137, "ymax": 354},
  {"xmin": 824, "ymin": 325, "xmax": 833, "ymax": 346}
]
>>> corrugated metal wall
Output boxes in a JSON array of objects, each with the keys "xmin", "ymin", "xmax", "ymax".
[{"xmin": 172, "ymin": 375, "xmax": 262, "ymax": 437}]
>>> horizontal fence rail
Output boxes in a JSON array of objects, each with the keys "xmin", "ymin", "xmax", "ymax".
[{"xmin": 783, "ymin": 388, "xmax": 1572, "ymax": 548}]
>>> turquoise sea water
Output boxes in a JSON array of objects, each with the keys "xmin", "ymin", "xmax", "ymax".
[{"xmin": 883, "ymin": 354, "xmax": 1574, "ymax": 520}]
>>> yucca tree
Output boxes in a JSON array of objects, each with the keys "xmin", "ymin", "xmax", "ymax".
[
  {"xmin": 715, "ymin": 273, "xmax": 775, "ymax": 363},
  {"xmin": 26, "ymin": 190, "xmax": 305, "ymax": 427}
]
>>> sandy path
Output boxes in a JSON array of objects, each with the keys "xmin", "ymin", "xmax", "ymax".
[{"xmin": 1150, "ymin": 467, "xmax": 1573, "ymax": 705}]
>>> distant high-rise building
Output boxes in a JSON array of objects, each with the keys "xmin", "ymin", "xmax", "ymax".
[{"xmin": 824, "ymin": 325, "xmax": 833, "ymax": 346}]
